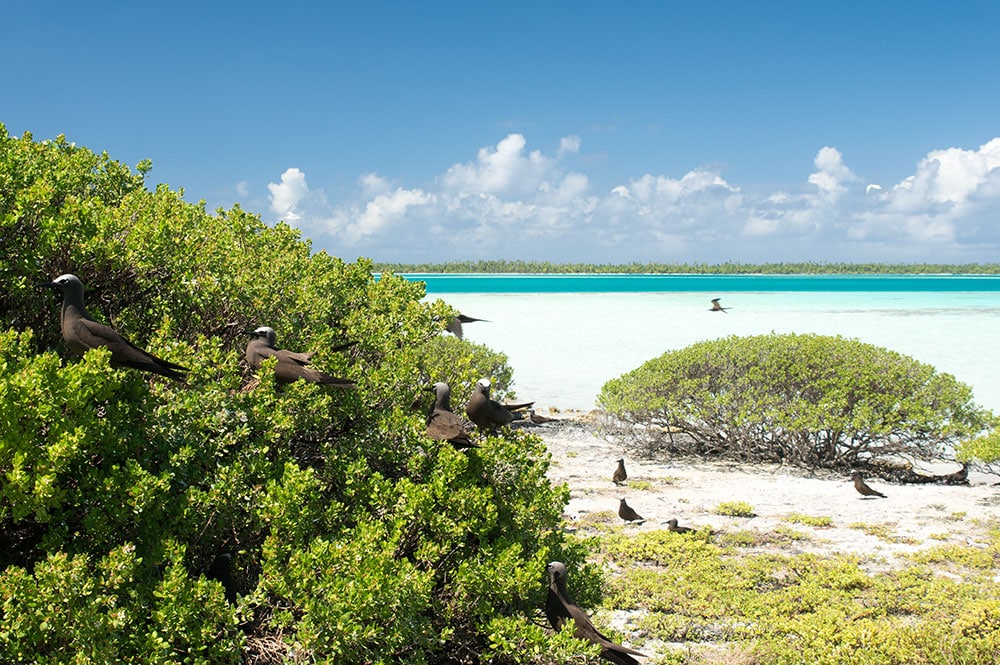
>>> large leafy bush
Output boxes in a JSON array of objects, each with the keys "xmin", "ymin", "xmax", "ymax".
[
  {"xmin": 599, "ymin": 332, "xmax": 994, "ymax": 470},
  {"xmin": 0, "ymin": 126, "xmax": 582, "ymax": 663}
]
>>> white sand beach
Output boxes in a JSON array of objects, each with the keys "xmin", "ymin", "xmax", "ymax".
[{"xmin": 528, "ymin": 412, "xmax": 1000, "ymax": 569}]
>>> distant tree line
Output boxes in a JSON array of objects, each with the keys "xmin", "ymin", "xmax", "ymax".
[{"xmin": 373, "ymin": 260, "xmax": 1000, "ymax": 275}]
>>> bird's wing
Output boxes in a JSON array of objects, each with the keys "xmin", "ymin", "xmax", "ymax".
[
  {"xmin": 426, "ymin": 410, "xmax": 467, "ymax": 440},
  {"xmin": 75, "ymin": 318, "xmax": 188, "ymax": 372},
  {"xmin": 275, "ymin": 348, "xmax": 314, "ymax": 366}
]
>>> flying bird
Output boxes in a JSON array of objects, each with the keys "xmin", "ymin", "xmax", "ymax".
[
  {"xmin": 545, "ymin": 561, "xmax": 647, "ymax": 665},
  {"xmin": 618, "ymin": 498, "xmax": 645, "ymax": 524},
  {"xmin": 244, "ymin": 326, "xmax": 354, "ymax": 387},
  {"xmin": 665, "ymin": 518, "xmax": 694, "ymax": 534},
  {"xmin": 612, "ymin": 459, "xmax": 628, "ymax": 485},
  {"xmin": 709, "ymin": 298, "xmax": 729, "ymax": 313},
  {"xmin": 445, "ymin": 313, "xmax": 488, "ymax": 339},
  {"xmin": 465, "ymin": 377, "xmax": 534, "ymax": 431},
  {"xmin": 425, "ymin": 382, "xmax": 478, "ymax": 449},
  {"xmin": 39, "ymin": 273, "xmax": 189, "ymax": 380},
  {"xmin": 852, "ymin": 471, "xmax": 887, "ymax": 499}
]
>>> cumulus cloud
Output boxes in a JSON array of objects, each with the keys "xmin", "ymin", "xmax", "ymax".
[
  {"xmin": 267, "ymin": 168, "xmax": 321, "ymax": 223},
  {"xmin": 344, "ymin": 188, "xmax": 435, "ymax": 244},
  {"xmin": 808, "ymin": 146, "xmax": 858, "ymax": 200},
  {"xmin": 265, "ymin": 134, "xmax": 1000, "ymax": 262},
  {"xmin": 849, "ymin": 138, "xmax": 1000, "ymax": 248}
]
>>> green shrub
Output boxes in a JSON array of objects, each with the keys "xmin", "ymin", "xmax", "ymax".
[
  {"xmin": 715, "ymin": 501, "xmax": 756, "ymax": 518},
  {"xmin": 599, "ymin": 332, "xmax": 995, "ymax": 470},
  {"xmin": 0, "ymin": 126, "xmax": 583, "ymax": 663}
]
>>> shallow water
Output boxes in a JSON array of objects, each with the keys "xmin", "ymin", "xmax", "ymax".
[{"xmin": 426, "ymin": 288, "xmax": 1000, "ymax": 413}]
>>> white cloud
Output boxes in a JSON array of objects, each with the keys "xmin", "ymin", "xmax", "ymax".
[
  {"xmin": 265, "ymin": 134, "xmax": 1000, "ymax": 263},
  {"xmin": 267, "ymin": 168, "xmax": 312, "ymax": 223},
  {"xmin": 359, "ymin": 172, "xmax": 390, "ymax": 197},
  {"xmin": 344, "ymin": 188, "xmax": 434, "ymax": 244},
  {"xmin": 558, "ymin": 134, "xmax": 581, "ymax": 157},
  {"xmin": 848, "ymin": 138, "xmax": 1000, "ymax": 248},
  {"xmin": 807, "ymin": 146, "xmax": 858, "ymax": 200},
  {"xmin": 235, "ymin": 180, "xmax": 249, "ymax": 197},
  {"xmin": 441, "ymin": 133, "xmax": 555, "ymax": 196}
]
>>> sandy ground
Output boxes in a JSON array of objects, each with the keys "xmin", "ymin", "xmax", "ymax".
[{"xmin": 523, "ymin": 412, "xmax": 1000, "ymax": 569}]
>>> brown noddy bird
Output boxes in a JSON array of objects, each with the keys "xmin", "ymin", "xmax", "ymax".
[
  {"xmin": 464, "ymin": 378, "xmax": 534, "ymax": 431},
  {"xmin": 528, "ymin": 409, "xmax": 560, "ymax": 424},
  {"xmin": 665, "ymin": 518, "xmax": 694, "ymax": 534},
  {"xmin": 245, "ymin": 326, "xmax": 354, "ymax": 387},
  {"xmin": 852, "ymin": 471, "xmax": 887, "ymax": 499},
  {"xmin": 618, "ymin": 498, "xmax": 644, "ymax": 524},
  {"xmin": 709, "ymin": 298, "xmax": 729, "ymax": 313},
  {"xmin": 39, "ymin": 273, "xmax": 189, "ymax": 380},
  {"xmin": 545, "ymin": 561, "xmax": 647, "ymax": 665},
  {"xmin": 612, "ymin": 458, "xmax": 628, "ymax": 485},
  {"xmin": 425, "ymin": 382, "xmax": 478, "ymax": 449},
  {"xmin": 445, "ymin": 313, "xmax": 489, "ymax": 339}
]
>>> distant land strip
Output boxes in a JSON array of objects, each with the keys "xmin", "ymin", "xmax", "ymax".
[{"xmin": 372, "ymin": 261, "xmax": 1000, "ymax": 275}]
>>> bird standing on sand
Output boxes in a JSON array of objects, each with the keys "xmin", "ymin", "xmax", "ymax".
[
  {"xmin": 709, "ymin": 298, "xmax": 729, "ymax": 313},
  {"xmin": 545, "ymin": 561, "xmax": 647, "ymax": 665},
  {"xmin": 445, "ymin": 313, "xmax": 488, "ymax": 339},
  {"xmin": 244, "ymin": 326, "xmax": 354, "ymax": 386},
  {"xmin": 425, "ymin": 382, "xmax": 478, "ymax": 449},
  {"xmin": 665, "ymin": 518, "xmax": 693, "ymax": 534},
  {"xmin": 612, "ymin": 459, "xmax": 628, "ymax": 485},
  {"xmin": 528, "ymin": 409, "xmax": 560, "ymax": 424},
  {"xmin": 465, "ymin": 378, "xmax": 534, "ymax": 431},
  {"xmin": 852, "ymin": 471, "xmax": 887, "ymax": 498},
  {"xmin": 618, "ymin": 498, "xmax": 645, "ymax": 524},
  {"xmin": 39, "ymin": 273, "xmax": 189, "ymax": 380}
]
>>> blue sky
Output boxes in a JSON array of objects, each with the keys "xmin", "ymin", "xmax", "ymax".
[{"xmin": 5, "ymin": 2, "xmax": 1000, "ymax": 264}]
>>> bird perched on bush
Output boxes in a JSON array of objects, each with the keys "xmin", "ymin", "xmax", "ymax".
[
  {"xmin": 852, "ymin": 471, "xmax": 887, "ymax": 498},
  {"xmin": 545, "ymin": 561, "xmax": 647, "ymax": 665},
  {"xmin": 39, "ymin": 273, "xmax": 189, "ymax": 380},
  {"xmin": 244, "ymin": 326, "xmax": 354, "ymax": 387},
  {"xmin": 425, "ymin": 382, "xmax": 478, "ymax": 449},
  {"xmin": 465, "ymin": 378, "xmax": 533, "ymax": 431}
]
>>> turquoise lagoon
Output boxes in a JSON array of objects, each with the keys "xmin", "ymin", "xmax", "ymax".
[{"xmin": 399, "ymin": 274, "xmax": 1000, "ymax": 413}]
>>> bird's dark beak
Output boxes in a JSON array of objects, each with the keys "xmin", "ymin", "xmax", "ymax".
[
  {"xmin": 38, "ymin": 281, "xmax": 59, "ymax": 289},
  {"xmin": 243, "ymin": 329, "xmax": 260, "ymax": 337}
]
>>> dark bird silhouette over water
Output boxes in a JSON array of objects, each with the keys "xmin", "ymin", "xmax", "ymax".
[
  {"xmin": 665, "ymin": 518, "xmax": 694, "ymax": 534},
  {"xmin": 425, "ymin": 382, "xmax": 478, "ymax": 449},
  {"xmin": 245, "ymin": 326, "xmax": 354, "ymax": 387},
  {"xmin": 612, "ymin": 459, "xmax": 628, "ymax": 485},
  {"xmin": 545, "ymin": 561, "xmax": 647, "ymax": 665},
  {"xmin": 618, "ymin": 498, "xmax": 645, "ymax": 524},
  {"xmin": 465, "ymin": 378, "xmax": 534, "ymax": 431},
  {"xmin": 852, "ymin": 471, "xmax": 887, "ymax": 498},
  {"xmin": 709, "ymin": 298, "xmax": 729, "ymax": 313},
  {"xmin": 445, "ymin": 313, "xmax": 488, "ymax": 339},
  {"xmin": 39, "ymin": 273, "xmax": 189, "ymax": 380}
]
